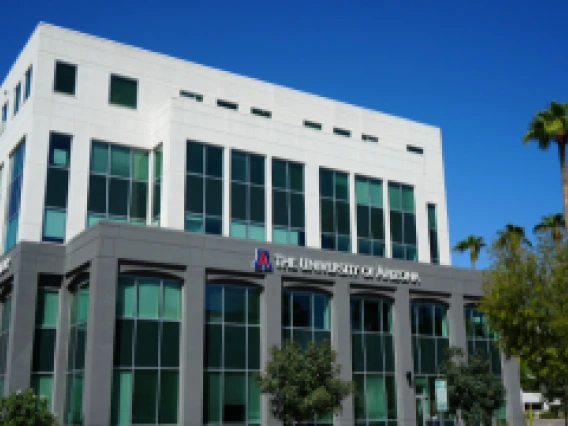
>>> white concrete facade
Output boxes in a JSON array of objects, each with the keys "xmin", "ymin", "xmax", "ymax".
[{"xmin": 0, "ymin": 23, "xmax": 451, "ymax": 265}]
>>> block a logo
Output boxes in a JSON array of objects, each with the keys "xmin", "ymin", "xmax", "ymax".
[{"xmin": 253, "ymin": 248, "xmax": 273, "ymax": 272}]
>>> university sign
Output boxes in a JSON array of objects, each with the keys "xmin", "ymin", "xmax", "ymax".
[{"xmin": 253, "ymin": 249, "xmax": 420, "ymax": 285}]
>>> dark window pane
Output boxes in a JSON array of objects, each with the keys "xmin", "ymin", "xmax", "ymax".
[
  {"xmin": 231, "ymin": 183, "xmax": 247, "ymax": 220},
  {"xmin": 224, "ymin": 287, "xmax": 246, "ymax": 324},
  {"xmin": 249, "ymin": 155, "xmax": 265, "ymax": 185},
  {"xmin": 365, "ymin": 334, "xmax": 384, "ymax": 372},
  {"xmin": 419, "ymin": 337, "xmax": 436, "ymax": 374},
  {"xmin": 186, "ymin": 175, "xmax": 203, "ymax": 214},
  {"xmin": 273, "ymin": 190, "xmax": 288, "ymax": 226},
  {"xmin": 110, "ymin": 145, "xmax": 130, "ymax": 178},
  {"xmin": 351, "ymin": 299, "xmax": 361, "ymax": 331},
  {"xmin": 354, "ymin": 374, "xmax": 365, "ymax": 419},
  {"xmin": 390, "ymin": 211, "xmax": 403, "ymax": 243},
  {"xmin": 132, "ymin": 370, "xmax": 158, "ymax": 423},
  {"xmin": 114, "ymin": 319, "xmax": 133, "ymax": 367},
  {"xmin": 386, "ymin": 375, "xmax": 397, "ymax": 419},
  {"xmin": 187, "ymin": 142, "xmax": 203, "ymax": 174},
  {"xmin": 205, "ymin": 178, "xmax": 222, "ymax": 217},
  {"xmin": 358, "ymin": 238, "xmax": 371, "ymax": 255},
  {"xmin": 45, "ymin": 168, "xmax": 69, "ymax": 208},
  {"xmin": 320, "ymin": 199, "xmax": 334, "ymax": 233},
  {"xmin": 231, "ymin": 151, "xmax": 247, "ymax": 182},
  {"xmin": 319, "ymin": 169, "xmax": 333, "ymax": 198},
  {"xmin": 206, "ymin": 146, "xmax": 223, "ymax": 178},
  {"xmin": 205, "ymin": 372, "xmax": 221, "ymax": 423},
  {"xmin": 75, "ymin": 327, "xmax": 86, "ymax": 370},
  {"xmin": 205, "ymin": 217, "xmax": 222, "ymax": 235},
  {"xmin": 336, "ymin": 201, "xmax": 350, "ymax": 234},
  {"xmin": 32, "ymin": 329, "xmax": 56, "ymax": 372},
  {"xmin": 205, "ymin": 324, "xmax": 222, "ymax": 368},
  {"xmin": 404, "ymin": 214, "xmax": 417, "ymax": 245},
  {"xmin": 272, "ymin": 159, "xmax": 287, "ymax": 189},
  {"xmin": 352, "ymin": 334, "xmax": 364, "ymax": 372},
  {"xmin": 382, "ymin": 302, "xmax": 391, "ymax": 333},
  {"xmin": 88, "ymin": 175, "xmax": 106, "ymax": 214},
  {"xmin": 373, "ymin": 241, "xmax": 385, "ymax": 257},
  {"xmin": 108, "ymin": 178, "xmax": 129, "ymax": 217},
  {"xmin": 248, "ymin": 326, "xmax": 261, "ymax": 370},
  {"xmin": 292, "ymin": 293, "xmax": 311, "ymax": 328},
  {"xmin": 290, "ymin": 193, "xmax": 305, "ymax": 228},
  {"xmin": 289, "ymin": 162, "xmax": 304, "ymax": 192},
  {"xmin": 158, "ymin": 371, "xmax": 179, "ymax": 424},
  {"xmin": 437, "ymin": 338, "xmax": 449, "ymax": 369},
  {"xmin": 152, "ymin": 183, "xmax": 160, "ymax": 218},
  {"xmin": 364, "ymin": 300, "xmax": 380, "ymax": 332},
  {"xmin": 321, "ymin": 234, "xmax": 335, "ymax": 250},
  {"xmin": 384, "ymin": 335, "xmax": 395, "ymax": 372},
  {"xmin": 134, "ymin": 321, "xmax": 159, "ymax": 367},
  {"xmin": 313, "ymin": 294, "xmax": 329, "ymax": 330},
  {"xmin": 110, "ymin": 75, "xmax": 138, "ymax": 109},
  {"xmin": 161, "ymin": 322, "xmax": 180, "ymax": 368},
  {"xmin": 130, "ymin": 181, "xmax": 147, "ymax": 220},
  {"xmin": 206, "ymin": 286, "xmax": 222, "ymax": 322},
  {"xmin": 418, "ymin": 305, "xmax": 434, "ymax": 335},
  {"xmin": 357, "ymin": 206, "xmax": 369, "ymax": 238},
  {"xmin": 371, "ymin": 208, "xmax": 384, "ymax": 240},
  {"xmin": 54, "ymin": 62, "xmax": 76, "ymax": 95},
  {"xmin": 223, "ymin": 373, "xmax": 246, "ymax": 422},
  {"xmin": 49, "ymin": 133, "xmax": 72, "ymax": 167},
  {"xmin": 392, "ymin": 244, "xmax": 405, "ymax": 259},
  {"xmin": 434, "ymin": 306, "xmax": 447, "ymax": 337},
  {"xmin": 248, "ymin": 289, "xmax": 260, "ymax": 325},
  {"xmin": 335, "ymin": 173, "xmax": 349, "ymax": 200},
  {"xmin": 293, "ymin": 330, "xmax": 312, "ymax": 350},
  {"xmin": 282, "ymin": 293, "xmax": 290, "ymax": 327},
  {"xmin": 250, "ymin": 186, "xmax": 265, "ymax": 223}
]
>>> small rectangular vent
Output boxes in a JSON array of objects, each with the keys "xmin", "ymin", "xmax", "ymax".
[
  {"xmin": 217, "ymin": 99, "xmax": 238, "ymax": 110},
  {"xmin": 180, "ymin": 90, "xmax": 203, "ymax": 102},
  {"xmin": 333, "ymin": 127, "xmax": 351, "ymax": 137},
  {"xmin": 251, "ymin": 107, "xmax": 272, "ymax": 118},
  {"xmin": 303, "ymin": 120, "xmax": 322, "ymax": 130},
  {"xmin": 362, "ymin": 134, "xmax": 378, "ymax": 143},
  {"xmin": 407, "ymin": 145, "xmax": 424, "ymax": 154}
]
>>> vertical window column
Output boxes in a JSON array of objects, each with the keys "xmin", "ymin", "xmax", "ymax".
[
  {"xmin": 320, "ymin": 168, "xmax": 350, "ymax": 252},
  {"xmin": 427, "ymin": 204, "xmax": 439, "ymax": 264},
  {"xmin": 43, "ymin": 133, "xmax": 72, "ymax": 243},
  {"xmin": 204, "ymin": 284, "xmax": 261, "ymax": 425},
  {"xmin": 64, "ymin": 282, "xmax": 89, "ymax": 426},
  {"xmin": 111, "ymin": 277, "xmax": 182, "ymax": 425},
  {"xmin": 0, "ymin": 295, "xmax": 12, "ymax": 398},
  {"xmin": 31, "ymin": 287, "xmax": 59, "ymax": 408},
  {"xmin": 185, "ymin": 141, "xmax": 223, "ymax": 235},
  {"xmin": 1, "ymin": 102, "xmax": 7, "ymax": 134},
  {"xmin": 13, "ymin": 83, "xmax": 21, "ymax": 116},
  {"xmin": 152, "ymin": 145, "xmax": 162, "ymax": 225},
  {"xmin": 351, "ymin": 297, "xmax": 397, "ymax": 425},
  {"xmin": 24, "ymin": 66, "xmax": 33, "ymax": 101},
  {"xmin": 5, "ymin": 140, "xmax": 25, "ymax": 252},
  {"xmin": 388, "ymin": 183, "xmax": 417, "ymax": 261},
  {"xmin": 356, "ymin": 176, "xmax": 385, "ymax": 257},
  {"xmin": 230, "ymin": 150, "xmax": 265, "ymax": 240},
  {"xmin": 87, "ymin": 141, "xmax": 149, "ymax": 226},
  {"xmin": 272, "ymin": 159, "xmax": 305, "ymax": 246}
]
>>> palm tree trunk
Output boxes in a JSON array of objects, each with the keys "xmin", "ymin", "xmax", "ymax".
[{"xmin": 558, "ymin": 143, "xmax": 568, "ymax": 233}]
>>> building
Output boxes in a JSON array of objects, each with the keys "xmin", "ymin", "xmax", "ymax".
[{"xmin": 0, "ymin": 23, "xmax": 522, "ymax": 426}]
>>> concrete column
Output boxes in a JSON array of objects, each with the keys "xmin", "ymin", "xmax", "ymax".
[
  {"xmin": 332, "ymin": 280, "xmax": 353, "ymax": 426},
  {"xmin": 448, "ymin": 293, "xmax": 466, "ymax": 352},
  {"xmin": 262, "ymin": 273, "xmax": 282, "ymax": 426},
  {"xmin": 304, "ymin": 162, "xmax": 320, "ymax": 249},
  {"xmin": 5, "ymin": 254, "xmax": 38, "ymax": 393},
  {"xmin": 394, "ymin": 287, "xmax": 416, "ymax": 426},
  {"xmin": 223, "ymin": 147, "xmax": 230, "ymax": 236},
  {"xmin": 265, "ymin": 156, "xmax": 273, "ymax": 243},
  {"xmin": 52, "ymin": 281, "xmax": 71, "ymax": 420},
  {"xmin": 503, "ymin": 357, "xmax": 523, "ymax": 426},
  {"xmin": 82, "ymin": 256, "xmax": 118, "ymax": 426},
  {"xmin": 383, "ymin": 180, "xmax": 392, "ymax": 258},
  {"xmin": 180, "ymin": 266, "xmax": 205, "ymax": 425},
  {"xmin": 349, "ymin": 173, "xmax": 357, "ymax": 254}
]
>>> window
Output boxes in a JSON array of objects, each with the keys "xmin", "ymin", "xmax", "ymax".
[
  {"xmin": 64, "ymin": 282, "xmax": 89, "ymax": 426},
  {"xmin": 109, "ymin": 75, "xmax": 138, "ymax": 109},
  {"xmin": 152, "ymin": 145, "xmax": 162, "ymax": 226},
  {"xmin": 54, "ymin": 61, "xmax": 77, "ymax": 95},
  {"xmin": 24, "ymin": 66, "xmax": 32, "ymax": 101},
  {"xmin": 1, "ymin": 102, "xmax": 7, "ymax": 134},
  {"xmin": 303, "ymin": 120, "xmax": 322, "ymax": 130},
  {"xmin": 87, "ymin": 141, "xmax": 149, "ymax": 226},
  {"xmin": 250, "ymin": 107, "xmax": 271, "ymax": 118},
  {"xmin": 31, "ymin": 285, "xmax": 59, "ymax": 409},
  {"xmin": 111, "ymin": 277, "xmax": 182, "ymax": 425},
  {"xmin": 13, "ymin": 83, "xmax": 21, "ymax": 116},
  {"xmin": 5, "ymin": 140, "xmax": 25, "ymax": 252},
  {"xmin": 411, "ymin": 302, "xmax": 450, "ymax": 426},
  {"xmin": 320, "ymin": 168, "xmax": 350, "ymax": 252},
  {"xmin": 180, "ymin": 90, "xmax": 203, "ymax": 102},
  {"xmin": 464, "ymin": 307, "xmax": 501, "ymax": 375},
  {"xmin": 427, "ymin": 203, "xmax": 439, "ymax": 264},
  {"xmin": 351, "ymin": 297, "xmax": 397, "ymax": 423},
  {"xmin": 388, "ymin": 182, "xmax": 417, "ymax": 261},
  {"xmin": 282, "ymin": 290, "xmax": 332, "ymax": 424},
  {"xmin": 356, "ymin": 176, "xmax": 385, "ymax": 257},
  {"xmin": 333, "ymin": 127, "xmax": 351, "ymax": 137},
  {"xmin": 204, "ymin": 284, "xmax": 261, "ymax": 425},
  {"xmin": 407, "ymin": 145, "xmax": 424, "ymax": 155},
  {"xmin": 43, "ymin": 133, "xmax": 72, "ymax": 243},
  {"xmin": 217, "ymin": 99, "xmax": 238, "ymax": 110},
  {"xmin": 272, "ymin": 159, "xmax": 305, "ymax": 246},
  {"xmin": 230, "ymin": 150, "xmax": 265, "ymax": 241},
  {"xmin": 0, "ymin": 295, "xmax": 12, "ymax": 398},
  {"xmin": 362, "ymin": 134, "xmax": 378, "ymax": 143},
  {"xmin": 185, "ymin": 141, "xmax": 223, "ymax": 235}
]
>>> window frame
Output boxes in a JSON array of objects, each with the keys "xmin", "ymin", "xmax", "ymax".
[
  {"xmin": 109, "ymin": 74, "xmax": 139, "ymax": 110},
  {"xmin": 53, "ymin": 61, "xmax": 78, "ymax": 96}
]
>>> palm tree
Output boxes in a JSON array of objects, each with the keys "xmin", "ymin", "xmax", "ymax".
[
  {"xmin": 495, "ymin": 224, "xmax": 532, "ymax": 249},
  {"xmin": 453, "ymin": 235, "xmax": 486, "ymax": 269},
  {"xmin": 523, "ymin": 101, "xmax": 568, "ymax": 232},
  {"xmin": 533, "ymin": 213, "xmax": 565, "ymax": 243}
]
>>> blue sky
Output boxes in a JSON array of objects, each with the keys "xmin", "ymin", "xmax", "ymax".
[{"xmin": 1, "ymin": 0, "xmax": 567, "ymax": 268}]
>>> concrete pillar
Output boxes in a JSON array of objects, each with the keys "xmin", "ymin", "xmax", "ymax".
[
  {"xmin": 448, "ymin": 293, "xmax": 467, "ymax": 352},
  {"xmin": 394, "ymin": 287, "xmax": 416, "ymax": 426},
  {"xmin": 503, "ymin": 357, "xmax": 523, "ymax": 426},
  {"xmin": 262, "ymin": 273, "xmax": 282, "ymax": 426},
  {"xmin": 332, "ymin": 280, "xmax": 353, "ymax": 426},
  {"xmin": 82, "ymin": 256, "xmax": 117, "ymax": 426},
  {"xmin": 180, "ymin": 266, "xmax": 205, "ymax": 424},
  {"xmin": 52, "ymin": 280, "xmax": 72, "ymax": 421}
]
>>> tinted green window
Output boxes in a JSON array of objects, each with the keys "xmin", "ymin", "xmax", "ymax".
[
  {"xmin": 320, "ymin": 168, "xmax": 350, "ymax": 252},
  {"xmin": 54, "ymin": 62, "xmax": 77, "ymax": 95},
  {"xmin": 356, "ymin": 176, "xmax": 385, "ymax": 258},
  {"xmin": 272, "ymin": 159, "xmax": 305, "ymax": 246},
  {"xmin": 389, "ymin": 182, "xmax": 417, "ymax": 261},
  {"xmin": 5, "ymin": 141, "xmax": 25, "ymax": 252},
  {"xmin": 110, "ymin": 75, "xmax": 138, "ymax": 109},
  {"xmin": 152, "ymin": 145, "xmax": 162, "ymax": 224}
]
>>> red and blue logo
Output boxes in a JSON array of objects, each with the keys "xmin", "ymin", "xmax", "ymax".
[{"xmin": 253, "ymin": 248, "xmax": 273, "ymax": 272}]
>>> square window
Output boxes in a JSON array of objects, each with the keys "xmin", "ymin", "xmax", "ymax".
[
  {"xmin": 230, "ymin": 221, "xmax": 247, "ymax": 239},
  {"xmin": 45, "ymin": 168, "xmax": 69, "ymax": 208},
  {"xmin": 109, "ymin": 75, "xmax": 138, "ymax": 109},
  {"xmin": 358, "ymin": 238, "xmax": 371, "ymax": 255},
  {"xmin": 205, "ymin": 217, "xmax": 222, "ymax": 235},
  {"xmin": 54, "ymin": 62, "xmax": 77, "ymax": 95},
  {"xmin": 249, "ymin": 224, "xmax": 265, "ymax": 241},
  {"xmin": 42, "ymin": 208, "xmax": 66, "ymax": 242},
  {"xmin": 185, "ymin": 214, "xmax": 203, "ymax": 233},
  {"xmin": 49, "ymin": 133, "xmax": 72, "ymax": 167},
  {"xmin": 273, "ymin": 227, "xmax": 288, "ymax": 244}
]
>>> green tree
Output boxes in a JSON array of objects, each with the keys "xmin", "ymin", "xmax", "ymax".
[
  {"xmin": 480, "ymin": 231, "xmax": 568, "ymax": 426},
  {"xmin": 0, "ymin": 389, "xmax": 57, "ymax": 426},
  {"xmin": 534, "ymin": 213, "xmax": 565, "ymax": 244},
  {"xmin": 523, "ymin": 101, "xmax": 568, "ymax": 232},
  {"xmin": 495, "ymin": 224, "xmax": 532, "ymax": 249},
  {"xmin": 440, "ymin": 347, "xmax": 505, "ymax": 426},
  {"xmin": 453, "ymin": 235, "xmax": 486, "ymax": 269},
  {"xmin": 257, "ymin": 339, "xmax": 352, "ymax": 424}
]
